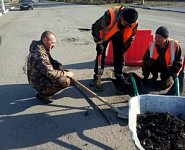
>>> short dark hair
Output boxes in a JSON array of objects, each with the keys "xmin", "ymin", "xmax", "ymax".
[
  {"xmin": 41, "ymin": 31, "xmax": 55, "ymax": 41},
  {"xmin": 121, "ymin": 8, "xmax": 138, "ymax": 24}
]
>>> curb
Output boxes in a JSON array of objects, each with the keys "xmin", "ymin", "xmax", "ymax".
[{"xmin": 130, "ymin": 5, "xmax": 185, "ymax": 13}]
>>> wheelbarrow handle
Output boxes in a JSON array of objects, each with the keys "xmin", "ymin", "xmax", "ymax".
[
  {"xmin": 175, "ymin": 56, "xmax": 185, "ymax": 96},
  {"xmin": 129, "ymin": 73, "xmax": 139, "ymax": 96},
  {"xmin": 177, "ymin": 56, "xmax": 185, "ymax": 76}
]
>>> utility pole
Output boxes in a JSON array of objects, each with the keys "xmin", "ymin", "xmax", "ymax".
[
  {"xmin": 1, "ymin": 0, "xmax": 6, "ymax": 14},
  {"xmin": 141, "ymin": 0, "xmax": 144, "ymax": 5}
]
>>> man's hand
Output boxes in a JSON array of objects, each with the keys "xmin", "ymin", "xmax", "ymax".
[
  {"xmin": 58, "ymin": 65, "xmax": 64, "ymax": 72},
  {"xmin": 66, "ymin": 71, "xmax": 74, "ymax": 79}
]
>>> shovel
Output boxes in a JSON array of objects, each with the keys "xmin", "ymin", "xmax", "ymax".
[
  {"xmin": 95, "ymin": 44, "xmax": 105, "ymax": 92},
  {"xmin": 96, "ymin": 54, "xmax": 103, "ymax": 89},
  {"xmin": 72, "ymin": 79, "xmax": 128, "ymax": 119}
]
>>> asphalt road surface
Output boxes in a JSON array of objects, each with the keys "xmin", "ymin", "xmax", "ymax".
[{"xmin": 0, "ymin": 2, "xmax": 185, "ymax": 149}]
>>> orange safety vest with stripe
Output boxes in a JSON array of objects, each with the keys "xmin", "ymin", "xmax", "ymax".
[
  {"xmin": 149, "ymin": 39, "xmax": 179, "ymax": 68},
  {"xmin": 99, "ymin": 6, "xmax": 138, "ymax": 44}
]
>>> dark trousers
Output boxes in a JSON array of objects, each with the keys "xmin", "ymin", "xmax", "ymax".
[
  {"xmin": 94, "ymin": 36, "xmax": 125, "ymax": 80},
  {"xmin": 142, "ymin": 61, "xmax": 172, "ymax": 80}
]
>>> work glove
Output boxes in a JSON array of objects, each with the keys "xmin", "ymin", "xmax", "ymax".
[{"xmin": 96, "ymin": 44, "xmax": 104, "ymax": 55}]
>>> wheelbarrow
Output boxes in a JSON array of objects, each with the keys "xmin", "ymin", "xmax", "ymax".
[{"xmin": 128, "ymin": 71, "xmax": 185, "ymax": 150}]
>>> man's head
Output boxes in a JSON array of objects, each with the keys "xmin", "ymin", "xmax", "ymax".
[
  {"xmin": 120, "ymin": 8, "xmax": 138, "ymax": 27},
  {"xmin": 41, "ymin": 31, "xmax": 56, "ymax": 51},
  {"xmin": 155, "ymin": 26, "xmax": 169, "ymax": 46}
]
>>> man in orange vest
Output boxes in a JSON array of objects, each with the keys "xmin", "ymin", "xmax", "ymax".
[
  {"xmin": 91, "ymin": 6, "xmax": 138, "ymax": 86},
  {"xmin": 142, "ymin": 26, "xmax": 182, "ymax": 89}
]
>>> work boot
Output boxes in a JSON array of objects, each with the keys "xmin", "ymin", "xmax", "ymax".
[
  {"xmin": 36, "ymin": 93, "xmax": 54, "ymax": 104},
  {"xmin": 93, "ymin": 74, "xmax": 98, "ymax": 82},
  {"xmin": 116, "ymin": 78, "xmax": 131, "ymax": 86},
  {"xmin": 115, "ymin": 73, "xmax": 131, "ymax": 85},
  {"xmin": 112, "ymin": 78, "xmax": 133, "ymax": 95}
]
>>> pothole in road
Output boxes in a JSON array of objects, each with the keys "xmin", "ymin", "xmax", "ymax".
[{"xmin": 77, "ymin": 28, "xmax": 91, "ymax": 32}]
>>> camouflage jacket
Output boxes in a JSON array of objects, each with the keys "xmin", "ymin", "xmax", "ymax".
[{"xmin": 27, "ymin": 40, "xmax": 65, "ymax": 88}]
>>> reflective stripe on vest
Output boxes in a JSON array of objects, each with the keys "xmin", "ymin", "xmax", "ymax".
[
  {"xmin": 100, "ymin": 7, "xmax": 120, "ymax": 42},
  {"xmin": 149, "ymin": 42, "xmax": 155, "ymax": 58},
  {"xmin": 99, "ymin": 6, "xmax": 137, "ymax": 43},
  {"xmin": 149, "ymin": 40, "xmax": 177, "ymax": 67},
  {"xmin": 171, "ymin": 40, "xmax": 175, "ymax": 65}
]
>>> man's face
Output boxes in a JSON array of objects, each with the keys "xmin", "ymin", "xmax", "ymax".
[
  {"xmin": 120, "ymin": 17, "xmax": 133, "ymax": 27},
  {"xmin": 43, "ymin": 34, "xmax": 56, "ymax": 51},
  {"xmin": 155, "ymin": 34, "xmax": 167, "ymax": 47}
]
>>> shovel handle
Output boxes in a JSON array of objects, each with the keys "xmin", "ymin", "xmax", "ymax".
[
  {"xmin": 72, "ymin": 79, "xmax": 122, "ymax": 114},
  {"xmin": 97, "ymin": 54, "xmax": 102, "ymax": 86},
  {"xmin": 97, "ymin": 45, "xmax": 104, "ymax": 86}
]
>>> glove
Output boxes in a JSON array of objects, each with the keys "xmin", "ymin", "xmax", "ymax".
[{"xmin": 96, "ymin": 44, "xmax": 104, "ymax": 55}]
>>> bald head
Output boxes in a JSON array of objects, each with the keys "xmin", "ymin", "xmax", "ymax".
[
  {"xmin": 41, "ymin": 31, "xmax": 56, "ymax": 51},
  {"xmin": 41, "ymin": 31, "xmax": 56, "ymax": 41}
]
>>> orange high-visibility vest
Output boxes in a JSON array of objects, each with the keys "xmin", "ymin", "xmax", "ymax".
[
  {"xmin": 149, "ymin": 39, "xmax": 179, "ymax": 67},
  {"xmin": 99, "ymin": 6, "xmax": 138, "ymax": 44}
]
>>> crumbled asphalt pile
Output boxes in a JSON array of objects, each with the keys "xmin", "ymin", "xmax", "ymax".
[{"xmin": 137, "ymin": 112, "xmax": 185, "ymax": 150}]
